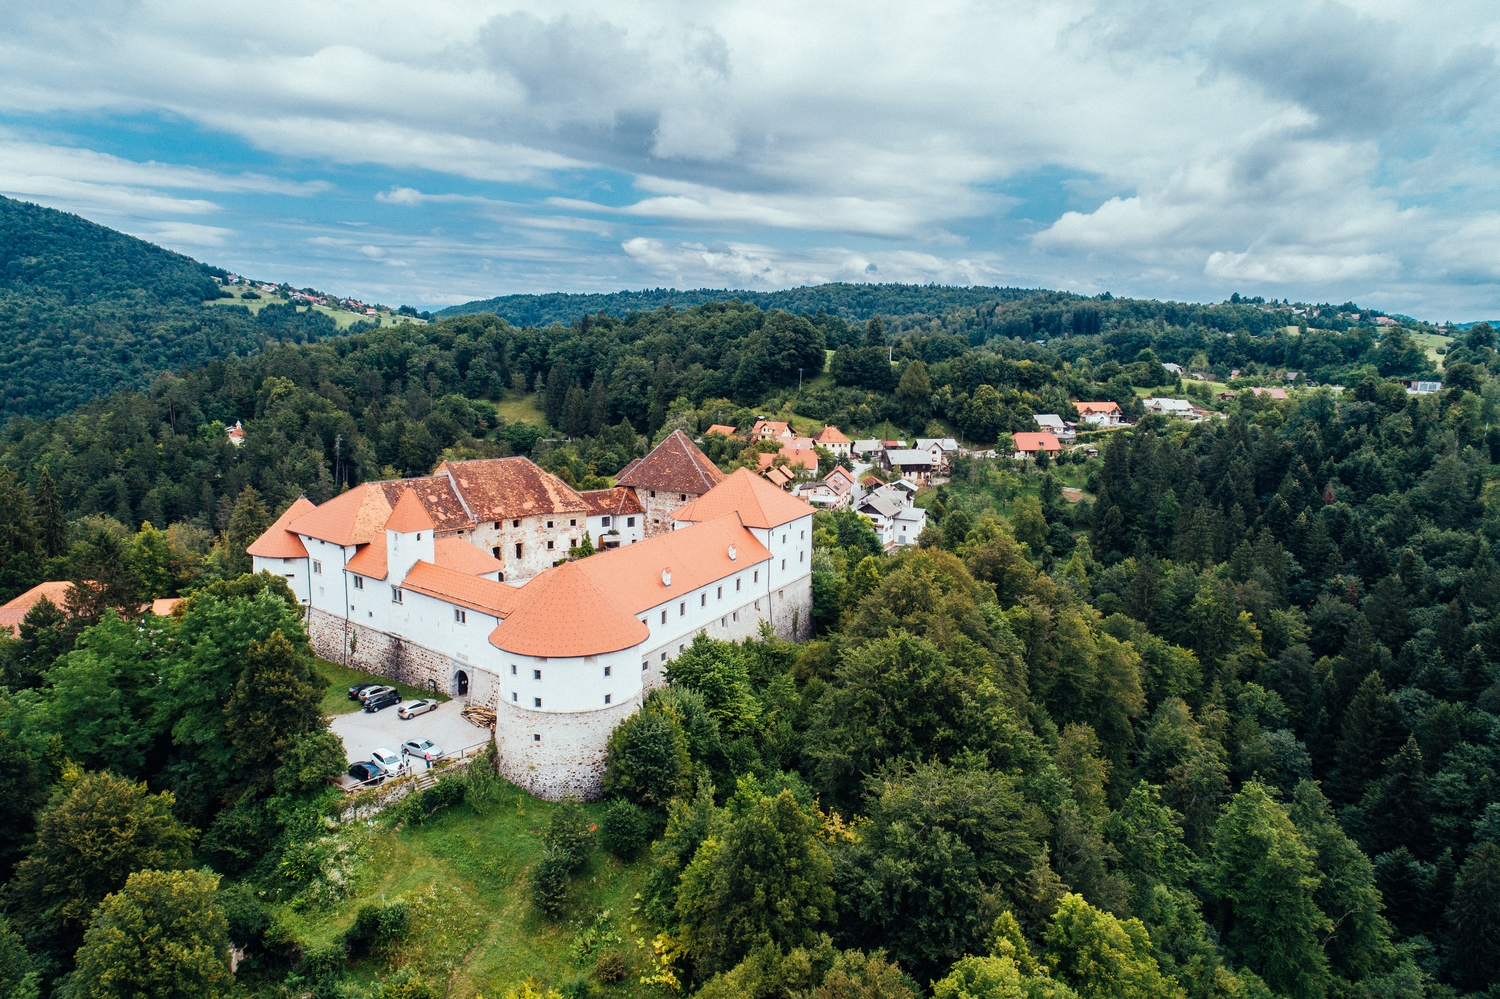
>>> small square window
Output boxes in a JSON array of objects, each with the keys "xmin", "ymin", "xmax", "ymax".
[
  {"xmin": 533, "ymin": 669, "xmax": 542, "ymax": 680},
  {"xmin": 546, "ymin": 520, "xmax": 554, "ymax": 528},
  {"xmin": 492, "ymin": 547, "xmax": 500, "ymax": 558},
  {"xmin": 546, "ymin": 540, "xmax": 555, "ymax": 550},
  {"xmin": 627, "ymin": 517, "xmax": 636, "ymax": 527},
  {"xmin": 679, "ymin": 494, "xmax": 686, "ymax": 501},
  {"xmin": 602, "ymin": 516, "xmax": 611, "ymax": 527},
  {"xmin": 678, "ymin": 644, "xmax": 684, "ymax": 653},
  {"xmin": 513, "ymin": 519, "xmax": 520, "ymax": 528},
  {"xmin": 661, "ymin": 652, "xmax": 667, "ymax": 662},
  {"xmin": 391, "ymin": 586, "xmax": 403, "ymax": 604},
  {"xmin": 534, "ymin": 697, "xmax": 542, "ymax": 707},
  {"xmin": 313, "ymin": 560, "xmax": 323, "ymax": 574},
  {"xmin": 569, "ymin": 519, "xmax": 576, "ymax": 527},
  {"xmin": 643, "ymin": 662, "xmax": 649, "ymax": 671},
  {"xmin": 604, "ymin": 665, "xmax": 612, "ymax": 677},
  {"xmin": 604, "ymin": 693, "xmax": 612, "ymax": 704},
  {"xmin": 533, "ymin": 733, "xmax": 541, "ymax": 742}
]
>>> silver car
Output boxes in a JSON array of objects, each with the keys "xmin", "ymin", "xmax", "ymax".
[
  {"xmin": 398, "ymin": 698, "xmax": 440, "ymax": 719},
  {"xmin": 402, "ymin": 738, "xmax": 443, "ymax": 762}
]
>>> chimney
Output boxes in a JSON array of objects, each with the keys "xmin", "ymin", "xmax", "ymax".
[{"xmin": 661, "ymin": 567, "xmax": 672, "ymax": 587}]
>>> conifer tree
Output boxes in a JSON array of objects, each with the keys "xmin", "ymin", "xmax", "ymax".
[
  {"xmin": 1448, "ymin": 841, "xmax": 1500, "ymax": 991},
  {"xmin": 223, "ymin": 486, "xmax": 271, "ymax": 576},
  {"xmin": 36, "ymin": 466, "xmax": 67, "ymax": 559},
  {"xmin": 1357, "ymin": 736, "xmax": 1430, "ymax": 858},
  {"xmin": 224, "ymin": 630, "xmax": 326, "ymax": 786},
  {"xmin": 1335, "ymin": 671, "xmax": 1396, "ymax": 802}
]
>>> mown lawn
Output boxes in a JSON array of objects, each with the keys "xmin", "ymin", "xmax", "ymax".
[
  {"xmin": 496, "ymin": 391, "xmax": 547, "ymax": 427},
  {"xmin": 313, "ymin": 658, "xmax": 448, "ymax": 716},
  {"xmin": 271, "ymin": 782, "xmax": 659, "ymax": 998}
]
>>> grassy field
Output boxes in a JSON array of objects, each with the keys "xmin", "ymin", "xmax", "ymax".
[
  {"xmin": 1409, "ymin": 331, "xmax": 1454, "ymax": 369},
  {"xmin": 495, "ymin": 390, "xmax": 547, "ymax": 427},
  {"xmin": 269, "ymin": 785, "xmax": 658, "ymax": 997},
  {"xmin": 313, "ymin": 657, "xmax": 449, "ymax": 716},
  {"xmin": 208, "ymin": 291, "xmax": 415, "ymax": 329},
  {"xmin": 917, "ymin": 460, "xmax": 1093, "ymax": 522}
]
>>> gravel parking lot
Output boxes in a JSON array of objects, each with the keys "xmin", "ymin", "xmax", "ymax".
[{"xmin": 330, "ymin": 699, "xmax": 489, "ymax": 769}]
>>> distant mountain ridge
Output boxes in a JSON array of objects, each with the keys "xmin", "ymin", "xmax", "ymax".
[{"xmin": 437, "ymin": 283, "xmax": 1049, "ymax": 326}]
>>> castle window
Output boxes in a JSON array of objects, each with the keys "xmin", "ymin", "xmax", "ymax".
[
  {"xmin": 717, "ymin": 586, "xmax": 722, "ymax": 599},
  {"xmin": 650, "ymin": 490, "xmax": 656, "ymax": 497},
  {"xmin": 391, "ymin": 587, "xmax": 403, "ymax": 604},
  {"xmin": 494, "ymin": 522, "xmax": 501, "ymax": 529},
  {"xmin": 512, "ymin": 691, "xmax": 517, "ymax": 701},
  {"xmin": 721, "ymin": 617, "xmax": 726, "ymax": 627},
  {"xmin": 492, "ymin": 547, "xmax": 500, "ymax": 558},
  {"xmin": 546, "ymin": 520, "xmax": 553, "ymax": 528},
  {"xmin": 661, "ymin": 610, "xmax": 667, "ymax": 624},
  {"xmin": 678, "ymin": 644, "xmax": 685, "ymax": 653},
  {"xmin": 801, "ymin": 530, "xmax": 805, "ymax": 539},
  {"xmin": 700, "ymin": 594, "xmax": 706, "ymax": 607},
  {"xmin": 604, "ymin": 665, "xmax": 612, "ymax": 677},
  {"xmin": 511, "ymin": 664, "xmax": 517, "ymax": 675},
  {"xmin": 627, "ymin": 517, "xmax": 636, "ymax": 527},
  {"xmin": 604, "ymin": 694, "xmax": 612, "ymax": 705},
  {"xmin": 679, "ymin": 602, "xmax": 685, "ymax": 616},
  {"xmin": 754, "ymin": 570, "xmax": 759, "ymax": 582},
  {"xmin": 569, "ymin": 519, "xmax": 576, "ymax": 527},
  {"xmin": 533, "ymin": 669, "xmax": 542, "ymax": 680},
  {"xmin": 800, "ymin": 550, "xmax": 804, "ymax": 562},
  {"xmin": 534, "ymin": 697, "xmax": 542, "ymax": 708},
  {"xmin": 661, "ymin": 652, "xmax": 667, "ymax": 661},
  {"xmin": 781, "ymin": 559, "xmax": 786, "ymax": 570},
  {"xmin": 313, "ymin": 560, "xmax": 323, "ymax": 574},
  {"xmin": 416, "ymin": 533, "xmax": 421, "ymax": 541},
  {"xmin": 515, "ymin": 543, "xmax": 523, "ymax": 558},
  {"xmin": 513, "ymin": 520, "xmax": 520, "ymax": 528},
  {"xmin": 736, "ymin": 578, "xmax": 741, "ymax": 591},
  {"xmin": 643, "ymin": 662, "xmax": 649, "ymax": 671},
  {"xmin": 546, "ymin": 540, "xmax": 555, "ymax": 550},
  {"xmin": 353, "ymin": 576, "xmax": 364, "ymax": 589},
  {"xmin": 733, "ymin": 611, "xmax": 739, "ymax": 621},
  {"xmin": 498, "ymin": 572, "xmax": 504, "ymax": 582},
  {"xmin": 454, "ymin": 608, "xmax": 466, "ymax": 623},
  {"xmin": 679, "ymin": 494, "xmax": 686, "ymax": 501},
  {"xmin": 533, "ymin": 733, "xmax": 540, "ymax": 742}
]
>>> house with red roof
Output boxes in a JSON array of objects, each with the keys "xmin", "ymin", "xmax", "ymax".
[
  {"xmin": 1012, "ymin": 432, "xmax": 1062, "ymax": 459},
  {"xmin": 812, "ymin": 425, "xmax": 852, "ymax": 457},
  {"xmin": 616, "ymin": 430, "xmax": 725, "ymax": 537}
]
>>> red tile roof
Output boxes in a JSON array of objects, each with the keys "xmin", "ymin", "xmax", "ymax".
[
  {"xmin": 345, "ymin": 530, "xmax": 388, "ymax": 579},
  {"xmin": 578, "ymin": 487, "xmax": 645, "ymax": 517},
  {"xmin": 0, "ymin": 581, "xmax": 72, "ymax": 631},
  {"xmin": 752, "ymin": 419, "xmax": 791, "ymax": 436},
  {"xmin": 434, "ymin": 457, "xmax": 586, "ymax": 520},
  {"xmin": 289, "ymin": 485, "xmax": 393, "ymax": 546},
  {"xmin": 434, "ymin": 537, "xmax": 505, "ymax": 575},
  {"xmin": 1012, "ymin": 432, "xmax": 1062, "ymax": 453},
  {"xmin": 247, "ymin": 496, "xmax": 317, "ymax": 558},
  {"xmin": 401, "ymin": 561, "xmax": 523, "ymax": 618},
  {"xmin": 813, "ymin": 425, "xmax": 851, "ymax": 444},
  {"xmin": 616, "ymin": 430, "xmax": 724, "ymax": 495},
  {"xmin": 488, "ymin": 513, "xmax": 770, "ymax": 658},
  {"xmin": 675, "ymin": 467, "xmax": 815, "ymax": 528},
  {"xmin": 384, "ymin": 488, "xmax": 436, "ymax": 534},
  {"xmin": 1074, "ymin": 401, "xmax": 1121, "ymax": 415},
  {"xmin": 705, "ymin": 424, "xmax": 738, "ymax": 436},
  {"xmin": 374, "ymin": 475, "xmax": 471, "ymax": 531}
]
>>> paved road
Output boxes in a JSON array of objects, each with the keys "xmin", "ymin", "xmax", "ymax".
[{"xmin": 329, "ymin": 699, "xmax": 490, "ymax": 769}]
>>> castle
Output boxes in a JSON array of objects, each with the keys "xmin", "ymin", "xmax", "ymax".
[{"xmin": 248, "ymin": 431, "xmax": 814, "ymax": 800}]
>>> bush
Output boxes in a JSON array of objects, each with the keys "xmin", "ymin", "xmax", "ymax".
[
  {"xmin": 531, "ymin": 846, "xmax": 574, "ymax": 915},
  {"xmin": 344, "ymin": 898, "xmax": 411, "ymax": 957},
  {"xmin": 219, "ymin": 881, "xmax": 271, "ymax": 950},
  {"xmin": 465, "ymin": 741, "xmax": 505, "ymax": 814},
  {"xmin": 241, "ymin": 290, "xmax": 261, "ymax": 299},
  {"xmin": 599, "ymin": 799, "xmax": 656, "ymax": 860},
  {"xmin": 543, "ymin": 799, "xmax": 595, "ymax": 869},
  {"xmin": 594, "ymin": 949, "xmax": 626, "ymax": 983}
]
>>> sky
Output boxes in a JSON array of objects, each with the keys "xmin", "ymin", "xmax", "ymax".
[{"xmin": 3, "ymin": 1, "xmax": 1500, "ymax": 318}]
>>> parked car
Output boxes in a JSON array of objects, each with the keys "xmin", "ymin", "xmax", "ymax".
[
  {"xmin": 398, "ymin": 698, "xmax": 439, "ymax": 719},
  {"xmin": 370, "ymin": 747, "xmax": 404, "ymax": 776},
  {"xmin": 348, "ymin": 682, "xmax": 380, "ymax": 700},
  {"xmin": 401, "ymin": 738, "xmax": 442, "ymax": 762},
  {"xmin": 358, "ymin": 684, "xmax": 396, "ymax": 703},
  {"xmin": 348, "ymin": 761, "xmax": 385, "ymax": 784},
  {"xmin": 364, "ymin": 689, "xmax": 401, "ymax": 712}
]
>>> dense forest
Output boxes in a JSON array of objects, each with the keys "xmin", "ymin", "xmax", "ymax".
[{"xmin": 2, "ymin": 207, "xmax": 1498, "ymax": 997}]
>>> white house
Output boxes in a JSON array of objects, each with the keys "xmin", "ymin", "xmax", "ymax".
[
  {"xmin": 1032, "ymin": 415, "xmax": 1075, "ymax": 441},
  {"xmin": 812, "ymin": 425, "xmax": 853, "ymax": 457},
  {"xmin": 912, "ymin": 437, "xmax": 960, "ymax": 471},
  {"xmin": 1074, "ymin": 402, "xmax": 1123, "ymax": 426},
  {"xmin": 883, "ymin": 449, "xmax": 936, "ymax": 484}
]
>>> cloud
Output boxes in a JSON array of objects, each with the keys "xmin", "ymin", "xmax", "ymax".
[{"xmin": 621, "ymin": 237, "xmax": 1005, "ymax": 289}]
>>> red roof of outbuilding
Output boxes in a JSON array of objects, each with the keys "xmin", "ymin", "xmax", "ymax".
[
  {"xmin": 402, "ymin": 561, "xmax": 522, "ymax": 618},
  {"xmin": 434, "ymin": 457, "xmax": 586, "ymax": 520},
  {"xmin": 0, "ymin": 581, "xmax": 72, "ymax": 632},
  {"xmin": 434, "ymin": 537, "xmax": 505, "ymax": 575},
  {"xmin": 247, "ymin": 496, "xmax": 317, "ymax": 558},
  {"xmin": 1012, "ymin": 432, "xmax": 1062, "ymax": 452},
  {"xmin": 616, "ymin": 430, "xmax": 724, "ymax": 495}
]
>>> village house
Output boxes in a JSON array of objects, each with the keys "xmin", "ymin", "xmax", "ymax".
[
  {"xmin": 577, "ymin": 487, "xmax": 645, "ymax": 550},
  {"xmin": 615, "ymin": 430, "xmax": 725, "ymax": 537},
  {"xmin": 793, "ymin": 465, "xmax": 858, "ymax": 509},
  {"xmin": 855, "ymin": 482, "xmax": 927, "ymax": 548},
  {"xmin": 250, "ymin": 463, "xmax": 815, "ymax": 801},
  {"xmin": 226, "ymin": 420, "xmax": 246, "ymax": 446},
  {"xmin": 1073, "ymin": 401, "xmax": 1123, "ymax": 426},
  {"xmin": 1032, "ymin": 415, "xmax": 1075, "ymax": 442},
  {"xmin": 1011, "ymin": 432, "xmax": 1062, "ymax": 460},
  {"xmin": 704, "ymin": 424, "xmax": 738, "ymax": 437},
  {"xmin": 882, "ymin": 448, "xmax": 936, "ymax": 484},
  {"xmin": 913, "ymin": 437, "xmax": 959, "ymax": 471},
  {"xmin": 750, "ymin": 419, "xmax": 795, "ymax": 443},
  {"xmin": 852, "ymin": 439, "xmax": 885, "ymax": 459},
  {"xmin": 812, "ymin": 425, "xmax": 852, "ymax": 457}
]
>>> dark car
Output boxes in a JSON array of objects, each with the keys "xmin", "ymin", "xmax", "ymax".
[
  {"xmin": 348, "ymin": 761, "xmax": 385, "ymax": 784},
  {"xmin": 364, "ymin": 689, "xmax": 402, "ymax": 712},
  {"xmin": 348, "ymin": 682, "xmax": 379, "ymax": 701},
  {"xmin": 358, "ymin": 684, "xmax": 397, "ymax": 704}
]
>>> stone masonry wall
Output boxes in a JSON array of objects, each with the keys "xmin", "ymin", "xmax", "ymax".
[
  {"xmin": 307, "ymin": 607, "xmax": 479, "ymax": 699},
  {"xmin": 495, "ymin": 694, "xmax": 642, "ymax": 801},
  {"xmin": 638, "ymin": 490, "xmax": 697, "ymax": 537}
]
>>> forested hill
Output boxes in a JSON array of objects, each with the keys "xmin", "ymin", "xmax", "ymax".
[
  {"xmin": 0, "ymin": 196, "xmax": 346, "ymax": 420},
  {"xmin": 437, "ymin": 282, "xmax": 1041, "ymax": 324}
]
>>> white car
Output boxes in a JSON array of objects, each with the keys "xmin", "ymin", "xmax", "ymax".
[
  {"xmin": 398, "ymin": 698, "xmax": 440, "ymax": 719},
  {"xmin": 402, "ymin": 738, "xmax": 443, "ymax": 762},
  {"xmin": 369, "ymin": 747, "xmax": 405, "ymax": 776}
]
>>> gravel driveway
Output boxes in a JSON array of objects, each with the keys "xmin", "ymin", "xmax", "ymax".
[{"xmin": 329, "ymin": 699, "xmax": 491, "ymax": 768}]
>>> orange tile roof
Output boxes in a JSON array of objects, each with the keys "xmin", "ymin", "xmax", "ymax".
[
  {"xmin": 247, "ymin": 496, "xmax": 317, "ymax": 558},
  {"xmin": 289, "ymin": 485, "xmax": 392, "ymax": 546},
  {"xmin": 1012, "ymin": 432, "xmax": 1062, "ymax": 452},
  {"xmin": 1074, "ymin": 401, "xmax": 1121, "ymax": 414},
  {"xmin": 434, "ymin": 457, "xmax": 586, "ymax": 521},
  {"xmin": 434, "ymin": 537, "xmax": 505, "ymax": 575},
  {"xmin": 374, "ymin": 475, "xmax": 471, "ymax": 531},
  {"xmin": 346, "ymin": 530, "xmax": 388, "ymax": 579},
  {"xmin": 488, "ymin": 513, "xmax": 771, "ymax": 658},
  {"xmin": 385, "ymin": 488, "xmax": 436, "ymax": 533},
  {"xmin": 673, "ymin": 467, "xmax": 815, "ymax": 529},
  {"xmin": 764, "ymin": 467, "xmax": 795, "ymax": 488},
  {"xmin": 705, "ymin": 424, "xmax": 738, "ymax": 436},
  {"xmin": 487, "ymin": 562, "xmax": 648, "ymax": 657},
  {"xmin": 813, "ymin": 425, "xmax": 851, "ymax": 444},
  {"xmin": 149, "ymin": 598, "xmax": 182, "ymax": 616},
  {"xmin": 615, "ymin": 430, "xmax": 724, "ymax": 495},
  {"xmin": 401, "ymin": 561, "xmax": 523, "ymax": 618},
  {"xmin": 0, "ymin": 581, "xmax": 72, "ymax": 631},
  {"xmin": 752, "ymin": 419, "xmax": 790, "ymax": 436},
  {"xmin": 578, "ymin": 487, "xmax": 645, "ymax": 517}
]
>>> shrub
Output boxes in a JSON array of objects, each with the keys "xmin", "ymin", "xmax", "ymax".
[
  {"xmin": 531, "ymin": 847, "xmax": 574, "ymax": 915},
  {"xmin": 599, "ymin": 799, "xmax": 656, "ymax": 860},
  {"xmin": 594, "ymin": 949, "xmax": 627, "ymax": 983},
  {"xmin": 344, "ymin": 897, "xmax": 411, "ymax": 957},
  {"xmin": 543, "ymin": 799, "xmax": 595, "ymax": 870}
]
